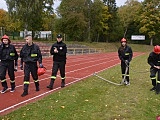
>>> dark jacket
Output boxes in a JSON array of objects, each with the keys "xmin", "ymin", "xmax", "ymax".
[
  {"xmin": 50, "ymin": 41, "xmax": 67, "ymax": 62},
  {"xmin": 118, "ymin": 45, "xmax": 133, "ymax": 62},
  {"xmin": 148, "ymin": 52, "xmax": 160, "ymax": 67},
  {"xmin": 20, "ymin": 43, "xmax": 42, "ymax": 63},
  {"xmin": 0, "ymin": 43, "xmax": 18, "ymax": 62}
]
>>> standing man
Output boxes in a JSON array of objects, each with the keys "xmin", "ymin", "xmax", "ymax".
[
  {"xmin": 0, "ymin": 35, "xmax": 18, "ymax": 93},
  {"xmin": 47, "ymin": 34, "xmax": 67, "ymax": 90},
  {"xmin": 20, "ymin": 34, "xmax": 43, "ymax": 97},
  {"xmin": 118, "ymin": 38, "xmax": 133, "ymax": 85},
  {"xmin": 148, "ymin": 45, "xmax": 160, "ymax": 94}
]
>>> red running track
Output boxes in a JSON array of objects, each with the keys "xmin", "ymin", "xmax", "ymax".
[{"xmin": 0, "ymin": 52, "xmax": 144, "ymax": 115}]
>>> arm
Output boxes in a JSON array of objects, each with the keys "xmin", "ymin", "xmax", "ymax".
[
  {"xmin": 148, "ymin": 55, "xmax": 155, "ymax": 67},
  {"xmin": 37, "ymin": 46, "xmax": 42, "ymax": 65},
  {"xmin": 50, "ymin": 45, "xmax": 55, "ymax": 55},
  {"xmin": 128, "ymin": 47, "xmax": 133, "ymax": 62},
  {"xmin": 118, "ymin": 48, "xmax": 124, "ymax": 62}
]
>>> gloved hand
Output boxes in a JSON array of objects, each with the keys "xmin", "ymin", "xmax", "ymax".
[
  {"xmin": 14, "ymin": 66, "xmax": 18, "ymax": 71},
  {"xmin": 20, "ymin": 64, "xmax": 23, "ymax": 70},
  {"xmin": 125, "ymin": 60, "xmax": 129, "ymax": 64},
  {"xmin": 39, "ymin": 63, "xmax": 44, "ymax": 68}
]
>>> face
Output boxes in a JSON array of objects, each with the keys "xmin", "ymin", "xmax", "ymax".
[
  {"xmin": 25, "ymin": 36, "xmax": 32, "ymax": 45},
  {"xmin": 2, "ymin": 39, "xmax": 9, "ymax": 45},
  {"xmin": 57, "ymin": 37, "xmax": 62, "ymax": 42},
  {"xmin": 121, "ymin": 42, "xmax": 126, "ymax": 47}
]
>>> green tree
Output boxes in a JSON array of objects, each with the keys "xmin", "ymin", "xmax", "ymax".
[
  {"xmin": 117, "ymin": 0, "xmax": 142, "ymax": 39},
  {"xmin": 139, "ymin": 0, "xmax": 160, "ymax": 45},
  {"xmin": 5, "ymin": 0, "xmax": 54, "ymax": 35},
  {"xmin": 103, "ymin": 0, "xmax": 118, "ymax": 42},
  {"xmin": 56, "ymin": 0, "xmax": 88, "ymax": 41}
]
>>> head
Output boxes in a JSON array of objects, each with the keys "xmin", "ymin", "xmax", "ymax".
[
  {"xmin": 121, "ymin": 38, "xmax": 127, "ymax": 47},
  {"xmin": 56, "ymin": 34, "xmax": 62, "ymax": 42},
  {"xmin": 154, "ymin": 45, "xmax": 160, "ymax": 54},
  {"xmin": 1, "ymin": 35, "xmax": 11, "ymax": 45},
  {"xmin": 25, "ymin": 34, "xmax": 32, "ymax": 46}
]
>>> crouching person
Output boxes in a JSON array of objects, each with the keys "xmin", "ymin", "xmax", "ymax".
[{"xmin": 148, "ymin": 45, "xmax": 160, "ymax": 94}]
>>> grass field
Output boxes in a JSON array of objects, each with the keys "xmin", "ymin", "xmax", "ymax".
[{"xmin": 0, "ymin": 43, "xmax": 159, "ymax": 120}]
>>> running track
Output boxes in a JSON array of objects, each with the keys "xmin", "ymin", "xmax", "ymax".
[{"xmin": 0, "ymin": 52, "xmax": 144, "ymax": 115}]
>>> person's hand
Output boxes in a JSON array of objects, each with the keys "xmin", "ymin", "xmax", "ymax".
[
  {"xmin": 20, "ymin": 64, "xmax": 23, "ymax": 70},
  {"xmin": 39, "ymin": 63, "xmax": 44, "ymax": 68},
  {"xmin": 54, "ymin": 47, "xmax": 58, "ymax": 53},
  {"xmin": 125, "ymin": 60, "xmax": 129, "ymax": 64},
  {"xmin": 154, "ymin": 66, "xmax": 160, "ymax": 69}
]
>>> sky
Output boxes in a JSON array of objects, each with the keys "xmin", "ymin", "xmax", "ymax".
[{"xmin": 0, "ymin": 0, "xmax": 143, "ymax": 11}]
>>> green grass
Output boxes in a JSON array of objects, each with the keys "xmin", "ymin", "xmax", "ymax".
[{"xmin": 0, "ymin": 44, "xmax": 158, "ymax": 120}]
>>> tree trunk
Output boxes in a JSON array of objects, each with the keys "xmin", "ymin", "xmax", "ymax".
[{"xmin": 150, "ymin": 37, "xmax": 153, "ymax": 46}]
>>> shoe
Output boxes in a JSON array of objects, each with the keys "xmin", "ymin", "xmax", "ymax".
[
  {"xmin": 21, "ymin": 91, "xmax": 28, "ymax": 97},
  {"xmin": 126, "ymin": 82, "xmax": 130, "ymax": 86},
  {"xmin": 47, "ymin": 85, "xmax": 53, "ymax": 90},
  {"xmin": 150, "ymin": 87, "xmax": 156, "ymax": 91},
  {"xmin": 1, "ymin": 87, "xmax": 8, "ymax": 94},
  {"xmin": 36, "ymin": 87, "xmax": 39, "ymax": 91},
  {"xmin": 156, "ymin": 91, "xmax": 160, "ymax": 94},
  {"xmin": 61, "ymin": 82, "xmax": 65, "ymax": 88},
  {"xmin": 10, "ymin": 87, "xmax": 15, "ymax": 92}
]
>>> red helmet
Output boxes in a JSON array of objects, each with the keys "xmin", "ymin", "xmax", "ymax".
[
  {"xmin": 37, "ymin": 67, "xmax": 46, "ymax": 76},
  {"xmin": 121, "ymin": 38, "xmax": 127, "ymax": 43},
  {"xmin": 1, "ymin": 35, "xmax": 11, "ymax": 43},
  {"xmin": 154, "ymin": 45, "xmax": 160, "ymax": 54}
]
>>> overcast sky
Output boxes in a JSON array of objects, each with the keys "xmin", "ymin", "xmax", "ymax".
[{"xmin": 0, "ymin": 0, "xmax": 143, "ymax": 11}]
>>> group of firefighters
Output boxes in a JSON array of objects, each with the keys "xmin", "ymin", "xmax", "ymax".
[
  {"xmin": 0, "ymin": 34, "xmax": 160, "ymax": 97},
  {"xmin": 0, "ymin": 34, "xmax": 67, "ymax": 97},
  {"xmin": 118, "ymin": 38, "xmax": 160, "ymax": 94}
]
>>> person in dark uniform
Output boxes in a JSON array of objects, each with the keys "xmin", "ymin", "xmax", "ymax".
[
  {"xmin": 148, "ymin": 45, "xmax": 160, "ymax": 94},
  {"xmin": 47, "ymin": 34, "xmax": 67, "ymax": 90},
  {"xmin": 118, "ymin": 38, "xmax": 133, "ymax": 85},
  {"xmin": 20, "ymin": 34, "xmax": 43, "ymax": 97},
  {"xmin": 0, "ymin": 35, "xmax": 18, "ymax": 93}
]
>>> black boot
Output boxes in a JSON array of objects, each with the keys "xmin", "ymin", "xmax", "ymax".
[
  {"xmin": 1, "ymin": 81, "xmax": 8, "ymax": 94},
  {"xmin": 21, "ymin": 84, "xmax": 29, "ymax": 97},
  {"xmin": 47, "ymin": 79, "xmax": 54, "ymax": 90},
  {"xmin": 35, "ymin": 82, "xmax": 39, "ymax": 91},
  {"xmin": 10, "ymin": 82, "xmax": 15, "ymax": 92},
  {"xmin": 21, "ymin": 90, "xmax": 28, "ymax": 97},
  {"xmin": 150, "ymin": 86, "xmax": 156, "ymax": 91},
  {"xmin": 61, "ymin": 80, "xmax": 65, "ymax": 88},
  {"xmin": 156, "ymin": 83, "xmax": 160, "ymax": 94}
]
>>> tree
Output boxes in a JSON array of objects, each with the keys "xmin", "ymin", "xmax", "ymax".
[
  {"xmin": 139, "ymin": 0, "xmax": 160, "ymax": 45},
  {"xmin": 5, "ymin": 0, "xmax": 54, "ymax": 35},
  {"xmin": 0, "ymin": 9, "xmax": 8, "ymax": 36},
  {"xmin": 117, "ymin": 0, "xmax": 142, "ymax": 39},
  {"xmin": 56, "ymin": 0, "xmax": 88, "ymax": 41},
  {"xmin": 102, "ymin": 0, "xmax": 118, "ymax": 42}
]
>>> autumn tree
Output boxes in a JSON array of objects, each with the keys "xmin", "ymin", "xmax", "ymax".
[
  {"xmin": 0, "ymin": 9, "xmax": 8, "ymax": 36},
  {"xmin": 139, "ymin": 0, "xmax": 160, "ymax": 45}
]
